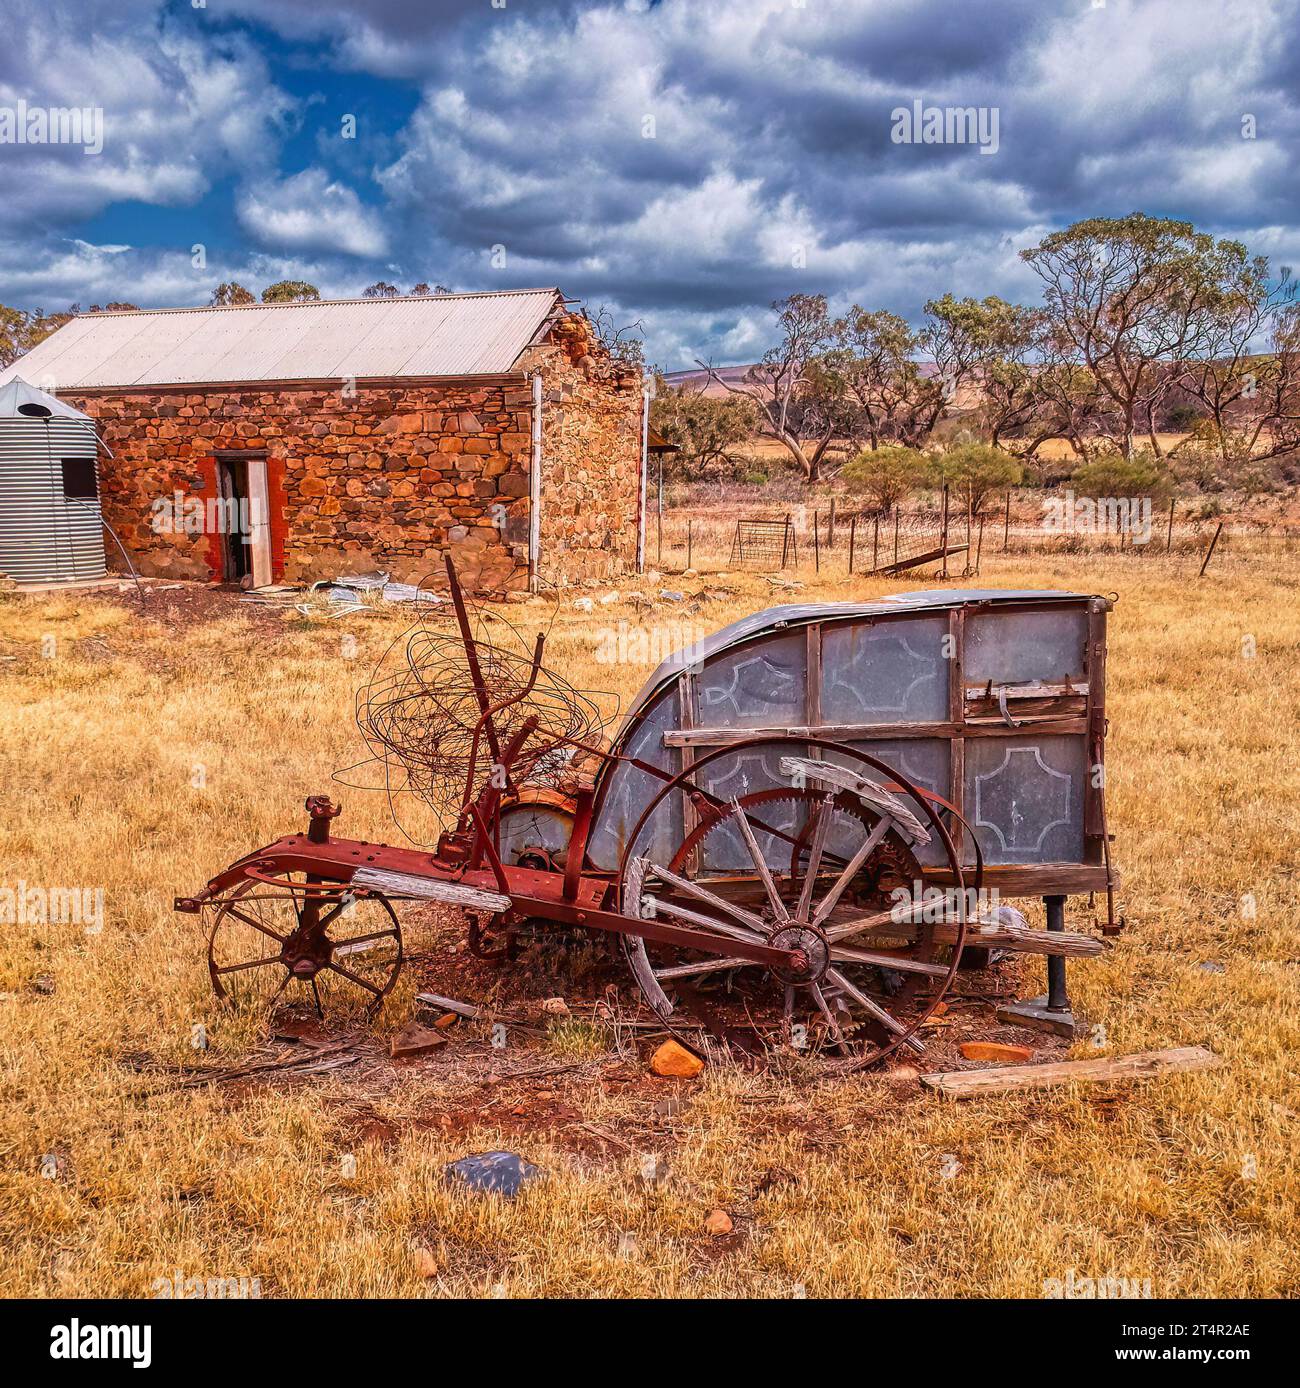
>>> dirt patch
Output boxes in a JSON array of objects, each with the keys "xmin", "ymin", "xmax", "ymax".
[{"xmin": 97, "ymin": 580, "xmax": 291, "ymax": 636}]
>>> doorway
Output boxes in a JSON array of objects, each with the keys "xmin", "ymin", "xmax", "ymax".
[{"xmin": 215, "ymin": 452, "xmax": 272, "ymax": 587}]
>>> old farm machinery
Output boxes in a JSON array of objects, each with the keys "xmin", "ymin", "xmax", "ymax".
[{"xmin": 176, "ymin": 560, "xmax": 1118, "ymax": 1069}]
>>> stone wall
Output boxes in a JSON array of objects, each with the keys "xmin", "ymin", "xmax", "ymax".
[
  {"xmin": 65, "ymin": 380, "xmax": 536, "ymax": 594},
  {"xmin": 520, "ymin": 313, "xmax": 644, "ymax": 586}
]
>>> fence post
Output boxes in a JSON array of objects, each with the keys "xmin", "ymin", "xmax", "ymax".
[
  {"xmin": 940, "ymin": 484, "xmax": 950, "ymax": 579},
  {"xmin": 872, "ymin": 514, "xmax": 879, "ymax": 572},
  {"xmin": 1004, "ymin": 490, "xmax": 1012, "ymax": 551},
  {"xmin": 894, "ymin": 509, "xmax": 900, "ymax": 566},
  {"xmin": 687, "ymin": 519, "xmax": 693, "ymax": 572},
  {"xmin": 965, "ymin": 490, "xmax": 974, "ymax": 577},
  {"xmin": 828, "ymin": 498, "xmax": 836, "ymax": 550},
  {"xmin": 1199, "ymin": 521, "xmax": 1223, "ymax": 577},
  {"xmin": 849, "ymin": 515, "xmax": 857, "ymax": 576},
  {"xmin": 1166, "ymin": 499, "xmax": 1175, "ymax": 553},
  {"xmin": 976, "ymin": 515, "xmax": 985, "ymax": 574},
  {"xmin": 813, "ymin": 511, "xmax": 820, "ymax": 573}
]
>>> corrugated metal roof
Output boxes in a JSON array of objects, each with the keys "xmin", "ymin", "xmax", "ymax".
[{"xmin": 0, "ymin": 289, "xmax": 564, "ymax": 390}]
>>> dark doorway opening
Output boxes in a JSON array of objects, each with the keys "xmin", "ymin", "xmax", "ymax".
[{"xmin": 216, "ymin": 455, "xmax": 252, "ymax": 582}]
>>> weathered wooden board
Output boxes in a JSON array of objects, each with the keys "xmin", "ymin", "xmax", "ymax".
[
  {"xmin": 920, "ymin": 1046, "xmax": 1221, "ymax": 1099},
  {"xmin": 872, "ymin": 543, "xmax": 968, "ymax": 576},
  {"xmin": 351, "ymin": 867, "xmax": 510, "ymax": 912}
]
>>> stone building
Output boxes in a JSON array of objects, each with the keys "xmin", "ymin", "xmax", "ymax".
[{"xmin": 0, "ymin": 290, "xmax": 646, "ymax": 594}]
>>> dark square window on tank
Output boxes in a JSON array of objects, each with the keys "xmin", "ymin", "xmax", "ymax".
[{"xmin": 61, "ymin": 458, "xmax": 98, "ymax": 500}]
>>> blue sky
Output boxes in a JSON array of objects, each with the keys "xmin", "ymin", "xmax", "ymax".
[{"xmin": 1, "ymin": 0, "xmax": 1297, "ymax": 368}]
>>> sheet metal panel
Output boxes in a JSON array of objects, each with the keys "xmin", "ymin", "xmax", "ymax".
[{"xmin": 0, "ymin": 290, "xmax": 561, "ymax": 389}]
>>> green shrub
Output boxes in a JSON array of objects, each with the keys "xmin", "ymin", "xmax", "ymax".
[
  {"xmin": 840, "ymin": 445, "xmax": 930, "ymax": 513},
  {"xmin": 1071, "ymin": 450, "xmax": 1173, "ymax": 504},
  {"xmin": 930, "ymin": 444, "xmax": 1023, "ymax": 513}
]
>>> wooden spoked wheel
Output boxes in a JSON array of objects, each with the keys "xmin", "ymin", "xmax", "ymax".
[
  {"xmin": 207, "ymin": 873, "xmax": 403, "ymax": 1017},
  {"xmin": 622, "ymin": 782, "xmax": 961, "ymax": 1067}
]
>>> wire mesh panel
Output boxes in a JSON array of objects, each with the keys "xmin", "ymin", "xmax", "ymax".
[{"xmin": 729, "ymin": 516, "xmax": 797, "ymax": 569}]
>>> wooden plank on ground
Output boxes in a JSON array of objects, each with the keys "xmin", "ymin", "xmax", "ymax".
[
  {"xmin": 872, "ymin": 543, "xmax": 968, "ymax": 576},
  {"xmin": 920, "ymin": 1046, "xmax": 1220, "ymax": 1099}
]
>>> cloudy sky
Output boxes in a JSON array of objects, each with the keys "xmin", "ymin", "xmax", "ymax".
[{"xmin": 0, "ymin": 0, "xmax": 1295, "ymax": 367}]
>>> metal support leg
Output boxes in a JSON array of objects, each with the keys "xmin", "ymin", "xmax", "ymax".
[
  {"xmin": 996, "ymin": 893, "xmax": 1084, "ymax": 1038},
  {"xmin": 1045, "ymin": 894, "xmax": 1069, "ymax": 1012}
]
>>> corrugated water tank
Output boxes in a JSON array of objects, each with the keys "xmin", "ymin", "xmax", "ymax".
[{"xmin": 0, "ymin": 378, "xmax": 107, "ymax": 582}]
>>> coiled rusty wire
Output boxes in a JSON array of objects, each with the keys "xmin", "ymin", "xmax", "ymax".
[{"xmin": 339, "ymin": 592, "xmax": 610, "ymax": 844}]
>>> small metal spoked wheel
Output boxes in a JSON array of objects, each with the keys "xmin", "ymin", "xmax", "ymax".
[
  {"xmin": 207, "ymin": 872, "xmax": 402, "ymax": 1017},
  {"xmin": 618, "ymin": 740, "xmax": 967, "ymax": 1070}
]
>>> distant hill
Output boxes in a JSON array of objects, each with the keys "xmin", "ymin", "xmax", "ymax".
[
  {"xmin": 660, "ymin": 365, "xmax": 756, "ymax": 398},
  {"xmin": 662, "ymin": 361, "xmax": 981, "ymax": 410}
]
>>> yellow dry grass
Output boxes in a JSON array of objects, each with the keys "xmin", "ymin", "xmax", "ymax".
[{"xmin": 1, "ymin": 546, "xmax": 1297, "ymax": 1299}]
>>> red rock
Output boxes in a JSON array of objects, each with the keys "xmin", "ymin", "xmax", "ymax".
[
  {"xmin": 704, "ymin": 1209, "xmax": 733, "ymax": 1237},
  {"xmin": 390, "ymin": 1022, "xmax": 448, "ymax": 1059},
  {"xmin": 650, "ymin": 1040, "xmax": 704, "ymax": 1078}
]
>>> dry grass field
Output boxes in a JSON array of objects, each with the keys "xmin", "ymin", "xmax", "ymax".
[{"xmin": 1, "ymin": 542, "xmax": 1298, "ymax": 1299}]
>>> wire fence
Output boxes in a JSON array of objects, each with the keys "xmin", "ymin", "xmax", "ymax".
[{"xmin": 647, "ymin": 489, "xmax": 1300, "ymax": 581}]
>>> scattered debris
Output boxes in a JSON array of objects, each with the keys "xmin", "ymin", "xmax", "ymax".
[
  {"xmin": 572, "ymin": 596, "xmax": 594, "ymax": 613},
  {"xmin": 389, "ymin": 1021, "xmax": 448, "ymax": 1059},
  {"xmin": 242, "ymin": 569, "xmax": 445, "ymax": 616},
  {"xmin": 31, "ymin": 974, "xmax": 55, "ymax": 996},
  {"xmin": 958, "ymin": 1041, "xmax": 1034, "ymax": 1063},
  {"xmin": 540, "ymin": 997, "xmax": 570, "ymax": 1017},
  {"xmin": 171, "ymin": 1040, "xmax": 360, "ymax": 1088},
  {"xmin": 445, "ymin": 1151, "xmax": 540, "ymax": 1198},
  {"xmin": 598, "ymin": 591, "xmax": 621, "ymax": 605},
  {"xmin": 414, "ymin": 991, "xmax": 482, "ymax": 1020},
  {"xmin": 1199, "ymin": 961, "xmax": 1226, "ymax": 974},
  {"xmin": 704, "ymin": 1209, "xmax": 734, "ymax": 1237},
  {"xmin": 658, "ymin": 590, "xmax": 685, "ymax": 602},
  {"xmin": 921, "ymin": 1046, "xmax": 1221, "ymax": 1099},
  {"xmin": 649, "ymin": 1039, "xmax": 704, "ymax": 1078}
]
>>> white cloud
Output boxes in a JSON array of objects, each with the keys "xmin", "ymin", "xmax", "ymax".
[{"xmin": 237, "ymin": 169, "xmax": 388, "ymax": 259}]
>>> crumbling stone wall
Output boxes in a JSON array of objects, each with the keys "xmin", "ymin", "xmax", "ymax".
[
  {"xmin": 519, "ymin": 313, "xmax": 644, "ymax": 586},
  {"xmin": 65, "ymin": 380, "xmax": 535, "ymax": 594}
]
